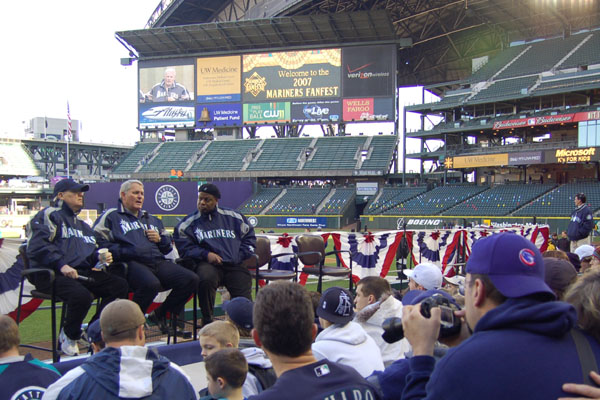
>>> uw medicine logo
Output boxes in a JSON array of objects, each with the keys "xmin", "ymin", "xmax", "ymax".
[{"xmin": 155, "ymin": 185, "xmax": 180, "ymax": 211}]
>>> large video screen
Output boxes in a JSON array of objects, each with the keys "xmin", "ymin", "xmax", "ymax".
[{"xmin": 138, "ymin": 45, "xmax": 396, "ymax": 129}]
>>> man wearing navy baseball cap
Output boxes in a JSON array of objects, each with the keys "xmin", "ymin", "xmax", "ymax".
[
  {"xmin": 401, "ymin": 232, "xmax": 600, "ymax": 400},
  {"xmin": 26, "ymin": 179, "xmax": 128, "ymax": 356}
]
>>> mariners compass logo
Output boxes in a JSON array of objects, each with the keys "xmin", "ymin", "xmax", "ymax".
[{"xmin": 155, "ymin": 185, "xmax": 180, "ymax": 211}]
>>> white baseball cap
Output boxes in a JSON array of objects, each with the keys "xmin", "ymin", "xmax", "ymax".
[
  {"xmin": 403, "ymin": 262, "xmax": 443, "ymax": 290},
  {"xmin": 574, "ymin": 244, "xmax": 595, "ymax": 260}
]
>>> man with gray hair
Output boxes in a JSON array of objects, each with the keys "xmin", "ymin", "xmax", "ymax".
[
  {"xmin": 93, "ymin": 180, "xmax": 198, "ymax": 333},
  {"xmin": 147, "ymin": 67, "xmax": 191, "ymax": 102},
  {"xmin": 43, "ymin": 299, "xmax": 197, "ymax": 400}
]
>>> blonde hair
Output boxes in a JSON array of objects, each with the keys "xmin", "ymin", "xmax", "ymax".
[
  {"xmin": 198, "ymin": 320, "xmax": 240, "ymax": 347},
  {"xmin": 564, "ymin": 269, "xmax": 600, "ymax": 342}
]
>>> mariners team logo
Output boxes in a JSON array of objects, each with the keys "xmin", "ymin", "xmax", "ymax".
[
  {"xmin": 518, "ymin": 248, "xmax": 537, "ymax": 267},
  {"xmin": 248, "ymin": 216, "xmax": 258, "ymax": 227},
  {"xmin": 12, "ymin": 386, "xmax": 45, "ymax": 399},
  {"xmin": 155, "ymin": 185, "xmax": 180, "ymax": 211}
]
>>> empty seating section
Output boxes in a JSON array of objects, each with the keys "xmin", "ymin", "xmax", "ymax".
[
  {"xmin": 304, "ymin": 137, "xmax": 366, "ymax": 170},
  {"xmin": 138, "ymin": 141, "xmax": 205, "ymax": 173},
  {"xmin": 559, "ymin": 33, "xmax": 600, "ymax": 69},
  {"xmin": 266, "ymin": 188, "xmax": 329, "ymax": 215},
  {"xmin": 319, "ymin": 188, "xmax": 355, "ymax": 215},
  {"xmin": 0, "ymin": 143, "xmax": 40, "ymax": 176},
  {"xmin": 247, "ymin": 138, "xmax": 312, "ymax": 171},
  {"xmin": 361, "ymin": 136, "xmax": 397, "ymax": 171},
  {"xmin": 513, "ymin": 182, "xmax": 600, "ymax": 216},
  {"xmin": 191, "ymin": 139, "xmax": 260, "ymax": 172},
  {"xmin": 112, "ymin": 142, "xmax": 159, "ymax": 174},
  {"xmin": 466, "ymin": 46, "xmax": 523, "ymax": 83},
  {"xmin": 470, "ymin": 76, "xmax": 538, "ymax": 102},
  {"xmin": 444, "ymin": 184, "xmax": 555, "ymax": 216},
  {"xmin": 237, "ymin": 188, "xmax": 282, "ymax": 215},
  {"xmin": 496, "ymin": 35, "xmax": 585, "ymax": 79},
  {"xmin": 533, "ymin": 73, "xmax": 600, "ymax": 95},
  {"xmin": 388, "ymin": 185, "xmax": 487, "ymax": 215},
  {"xmin": 367, "ymin": 186, "xmax": 427, "ymax": 214}
]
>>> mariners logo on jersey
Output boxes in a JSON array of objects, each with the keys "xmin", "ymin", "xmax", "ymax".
[
  {"xmin": 155, "ymin": 185, "xmax": 180, "ymax": 211},
  {"xmin": 11, "ymin": 386, "xmax": 45, "ymax": 400},
  {"xmin": 120, "ymin": 219, "xmax": 146, "ymax": 235},
  {"xmin": 61, "ymin": 223, "xmax": 96, "ymax": 244},
  {"xmin": 194, "ymin": 228, "xmax": 236, "ymax": 242}
]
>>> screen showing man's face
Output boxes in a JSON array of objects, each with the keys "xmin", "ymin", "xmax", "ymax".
[{"xmin": 164, "ymin": 70, "xmax": 176, "ymax": 87}]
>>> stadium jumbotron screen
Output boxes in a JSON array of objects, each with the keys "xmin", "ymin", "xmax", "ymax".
[{"xmin": 137, "ymin": 44, "xmax": 396, "ymax": 129}]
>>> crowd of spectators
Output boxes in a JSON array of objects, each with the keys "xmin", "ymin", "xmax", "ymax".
[{"xmin": 4, "ymin": 211, "xmax": 600, "ymax": 398}]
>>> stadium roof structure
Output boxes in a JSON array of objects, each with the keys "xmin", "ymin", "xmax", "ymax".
[{"xmin": 133, "ymin": 0, "xmax": 600, "ymax": 87}]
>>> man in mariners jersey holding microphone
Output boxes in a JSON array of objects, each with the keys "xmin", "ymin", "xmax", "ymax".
[
  {"xmin": 93, "ymin": 179, "xmax": 198, "ymax": 333},
  {"xmin": 174, "ymin": 183, "xmax": 256, "ymax": 327}
]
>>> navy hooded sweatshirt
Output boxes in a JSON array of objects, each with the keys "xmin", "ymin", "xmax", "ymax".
[
  {"xmin": 174, "ymin": 206, "xmax": 255, "ymax": 265},
  {"xmin": 402, "ymin": 297, "xmax": 600, "ymax": 400}
]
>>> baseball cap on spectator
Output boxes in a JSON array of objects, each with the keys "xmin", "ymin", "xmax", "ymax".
[
  {"xmin": 86, "ymin": 320, "xmax": 103, "ymax": 344},
  {"xmin": 466, "ymin": 233, "xmax": 554, "ymax": 299},
  {"xmin": 403, "ymin": 263, "xmax": 443, "ymax": 290},
  {"xmin": 198, "ymin": 183, "xmax": 221, "ymax": 199},
  {"xmin": 566, "ymin": 252, "xmax": 581, "ymax": 272},
  {"xmin": 317, "ymin": 287, "xmax": 354, "ymax": 324},
  {"xmin": 574, "ymin": 245, "xmax": 595, "ymax": 261},
  {"xmin": 405, "ymin": 289, "xmax": 460, "ymax": 308},
  {"xmin": 222, "ymin": 297, "xmax": 254, "ymax": 330},
  {"xmin": 53, "ymin": 179, "xmax": 89, "ymax": 197},
  {"xmin": 444, "ymin": 275, "xmax": 465, "ymax": 287},
  {"xmin": 543, "ymin": 257, "xmax": 577, "ymax": 297}
]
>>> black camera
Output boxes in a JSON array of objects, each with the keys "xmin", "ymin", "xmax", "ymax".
[{"xmin": 381, "ymin": 293, "xmax": 461, "ymax": 344}]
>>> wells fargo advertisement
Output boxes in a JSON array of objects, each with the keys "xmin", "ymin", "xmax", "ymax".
[
  {"xmin": 196, "ymin": 56, "xmax": 241, "ymax": 103},
  {"xmin": 242, "ymin": 49, "xmax": 341, "ymax": 102}
]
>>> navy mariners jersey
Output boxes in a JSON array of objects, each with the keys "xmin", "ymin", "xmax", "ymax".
[{"xmin": 174, "ymin": 206, "xmax": 256, "ymax": 265}]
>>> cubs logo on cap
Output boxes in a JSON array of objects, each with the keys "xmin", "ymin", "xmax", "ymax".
[{"xmin": 519, "ymin": 248, "xmax": 537, "ymax": 267}]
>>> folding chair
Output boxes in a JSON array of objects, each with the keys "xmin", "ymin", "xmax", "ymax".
[
  {"xmin": 296, "ymin": 235, "xmax": 353, "ymax": 293},
  {"xmin": 246, "ymin": 236, "xmax": 297, "ymax": 294},
  {"xmin": 16, "ymin": 244, "xmax": 66, "ymax": 363}
]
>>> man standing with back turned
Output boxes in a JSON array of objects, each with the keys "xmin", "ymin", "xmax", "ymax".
[
  {"xmin": 93, "ymin": 180, "xmax": 198, "ymax": 333},
  {"xmin": 174, "ymin": 183, "xmax": 255, "ymax": 327}
]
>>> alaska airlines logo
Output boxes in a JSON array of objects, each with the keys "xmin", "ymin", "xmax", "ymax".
[
  {"xmin": 194, "ymin": 228, "xmax": 236, "ymax": 242},
  {"xmin": 244, "ymin": 72, "xmax": 267, "ymax": 97},
  {"xmin": 141, "ymin": 106, "xmax": 193, "ymax": 121},
  {"xmin": 61, "ymin": 223, "xmax": 96, "ymax": 244},
  {"xmin": 155, "ymin": 185, "xmax": 180, "ymax": 211}
]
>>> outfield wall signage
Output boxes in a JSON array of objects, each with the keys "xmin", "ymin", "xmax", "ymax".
[
  {"xmin": 493, "ymin": 111, "xmax": 600, "ymax": 130},
  {"xmin": 243, "ymin": 102, "xmax": 290, "ymax": 124},
  {"xmin": 139, "ymin": 45, "xmax": 396, "ymax": 128},
  {"xmin": 195, "ymin": 103, "xmax": 242, "ymax": 127},
  {"xmin": 545, "ymin": 147, "xmax": 599, "ymax": 163},
  {"xmin": 276, "ymin": 216, "xmax": 327, "ymax": 228},
  {"xmin": 290, "ymin": 99, "xmax": 341, "ymax": 123},
  {"xmin": 242, "ymin": 49, "xmax": 341, "ymax": 102},
  {"xmin": 445, "ymin": 153, "xmax": 508, "ymax": 169},
  {"xmin": 508, "ymin": 151, "xmax": 544, "ymax": 165},
  {"xmin": 196, "ymin": 56, "xmax": 241, "ymax": 103},
  {"xmin": 356, "ymin": 182, "xmax": 378, "ymax": 196}
]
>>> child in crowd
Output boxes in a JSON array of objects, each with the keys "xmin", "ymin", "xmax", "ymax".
[
  {"xmin": 203, "ymin": 348, "xmax": 248, "ymax": 400},
  {"xmin": 199, "ymin": 320, "xmax": 276, "ymax": 397}
]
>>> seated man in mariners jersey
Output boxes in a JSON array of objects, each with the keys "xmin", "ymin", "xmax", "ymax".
[
  {"xmin": 27, "ymin": 179, "xmax": 128, "ymax": 356},
  {"xmin": 174, "ymin": 183, "xmax": 255, "ymax": 327},
  {"xmin": 93, "ymin": 180, "xmax": 198, "ymax": 333}
]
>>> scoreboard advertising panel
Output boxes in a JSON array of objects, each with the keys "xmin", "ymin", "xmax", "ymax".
[{"xmin": 138, "ymin": 45, "xmax": 396, "ymax": 128}]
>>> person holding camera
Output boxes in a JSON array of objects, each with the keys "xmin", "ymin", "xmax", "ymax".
[{"xmin": 401, "ymin": 233, "xmax": 600, "ymax": 400}]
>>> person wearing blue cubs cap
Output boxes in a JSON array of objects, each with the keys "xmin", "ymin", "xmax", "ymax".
[{"xmin": 401, "ymin": 232, "xmax": 600, "ymax": 400}]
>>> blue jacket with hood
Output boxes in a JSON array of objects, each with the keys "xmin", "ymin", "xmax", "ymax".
[
  {"xmin": 27, "ymin": 200, "xmax": 99, "ymax": 272},
  {"xmin": 93, "ymin": 199, "xmax": 173, "ymax": 265},
  {"xmin": 174, "ymin": 206, "xmax": 255, "ymax": 265},
  {"xmin": 402, "ymin": 297, "xmax": 600, "ymax": 400},
  {"xmin": 567, "ymin": 203, "xmax": 594, "ymax": 241},
  {"xmin": 42, "ymin": 346, "xmax": 197, "ymax": 400}
]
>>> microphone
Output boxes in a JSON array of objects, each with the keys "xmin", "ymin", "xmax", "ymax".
[
  {"xmin": 142, "ymin": 211, "xmax": 149, "ymax": 225},
  {"xmin": 77, "ymin": 275, "xmax": 95, "ymax": 283}
]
